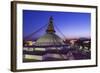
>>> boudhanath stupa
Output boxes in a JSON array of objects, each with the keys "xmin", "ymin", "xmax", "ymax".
[{"xmin": 23, "ymin": 16, "xmax": 75, "ymax": 62}]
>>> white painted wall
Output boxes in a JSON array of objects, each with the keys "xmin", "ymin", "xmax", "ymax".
[{"xmin": 0, "ymin": 0, "xmax": 99, "ymax": 73}]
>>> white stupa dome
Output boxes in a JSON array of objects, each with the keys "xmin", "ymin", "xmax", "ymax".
[{"xmin": 35, "ymin": 33, "xmax": 65, "ymax": 46}]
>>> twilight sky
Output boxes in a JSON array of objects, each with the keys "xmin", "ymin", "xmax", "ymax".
[{"xmin": 23, "ymin": 10, "xmax": 91, "ymax": 40}]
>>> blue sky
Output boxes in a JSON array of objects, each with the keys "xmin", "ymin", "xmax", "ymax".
[{"xmin": 23, "ymin": 10, "xmax": 91, "ymax": 40}]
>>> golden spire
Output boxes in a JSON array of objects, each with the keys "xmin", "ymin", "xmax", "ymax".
[{"xmin": 46, "ymin": 16, "xmax": 55, "ymax": 33}]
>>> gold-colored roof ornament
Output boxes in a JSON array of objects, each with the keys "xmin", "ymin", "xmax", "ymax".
[{"xmin": 46, "ymin": 16, "xmax": 55, "ymax": 33}]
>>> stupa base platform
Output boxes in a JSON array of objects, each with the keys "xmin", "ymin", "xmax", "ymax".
[{"xmin": 23, "ymin": 48, "xmax": 91, "ymax": 62}]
